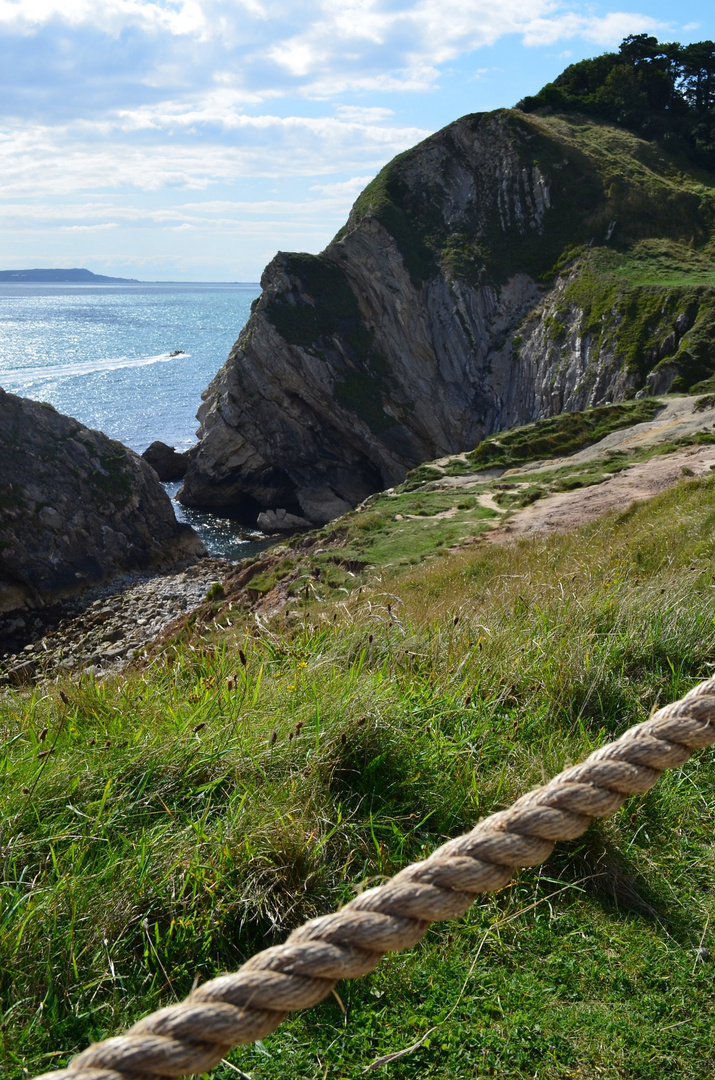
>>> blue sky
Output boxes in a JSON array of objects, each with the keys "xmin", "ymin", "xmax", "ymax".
[{"xmin": 0, "ymin": 1, "xmax": 712, "ymax": 280}]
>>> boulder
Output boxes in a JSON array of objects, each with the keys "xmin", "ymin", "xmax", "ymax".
[
  {"xmin": 257, "ymin": 508, "xmax": 312, "ymax": 532},
  {"xmin": 297, "ymin": 486, "xmax": 353, "ymax": 525},
  {"xmin": 142, "ymin": 440, "xmax": 191, "ymax": 481},
  {"xmin": 0, "ymin": 390, "xmax": 206, "ymax": 620}
]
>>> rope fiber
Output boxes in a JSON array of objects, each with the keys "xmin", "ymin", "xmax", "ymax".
[{"xmin": 35, "ymin": 677, "xmax": 715, "ymax": 1080}]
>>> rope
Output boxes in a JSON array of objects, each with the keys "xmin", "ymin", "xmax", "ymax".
[{"xmin": 36, "ymin": 677, "xmax": 715, "ymax": 1080}]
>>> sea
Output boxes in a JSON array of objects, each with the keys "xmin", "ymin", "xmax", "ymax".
[{"xmin": 0, "ymin": 280, "xmax": 267, "ymax": 560}]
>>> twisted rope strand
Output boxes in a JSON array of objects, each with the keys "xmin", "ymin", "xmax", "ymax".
[{"xmin": 37, "ymin": 678, "xmax": 715, "ymax": 1080}]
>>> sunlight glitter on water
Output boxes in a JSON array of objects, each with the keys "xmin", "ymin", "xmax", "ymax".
[
  {"xmin": 0, "ymin": 350, "xmax": 188, "ymax": 387},
  {"xmin": 0, "ymin": 281, "xmax": 268, "ymax": 559},
  {"xmin": 0, "ymin": 281, "xmax": 259, "ymax": 453}
]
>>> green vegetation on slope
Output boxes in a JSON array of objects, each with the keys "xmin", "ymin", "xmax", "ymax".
[
  {"xmin": 340, "ymin": 105, "xmax": 715, "ymax": 294},
  {"xmin": 264, "ymin": 86, "xmax": 715, "ymax": 410},
  {"xmin": 519, "ymin": 34, "xmax": 715, "ymax": 172},
  {"xmin": 551, "ymin": 249, "xmax": 715, "ymax": 390},
  {"xmin": 467, "ymin": 398, "xmax": 663, "ymax": 468},
  {"xmin": 265, "ymin": 254, "xmax": 367, "ymax": 349},
  {"xmin": 2, "ymin": 473, "xmax": 715, "ymax": 1079},
  {"xmin": 331, "ymin": 103, "xmax": 715, "ymax": 392},
  {"xmin": 589, "ymin": 239, "xmax": 715, "ymax": 287},
  {"xmin": 305, "ymin": 490, "xmax": 498, "ymax": 579},
  {"xmin": 336, "ymin": 151, "xmax": 442, "ymax": 286},
  {"xmin": 338, "ymin": 112, "xmax": 608, "ymax": 288}
]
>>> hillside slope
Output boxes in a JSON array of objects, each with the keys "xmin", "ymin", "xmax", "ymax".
[
  {"xmin": 180, "ymin": 110, "xmax": 715, "ymax": 524},
  {"xmin": 6, "ymin": 393, "xmax": 709, "ymax": 689},
  {"xmin": 5, "ymin": 411, "xmax": 715, "ymax": 1080}
]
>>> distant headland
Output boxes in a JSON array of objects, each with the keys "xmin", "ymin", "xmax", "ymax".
[{"xmin": 0, "ymin": 267, "xmax": 140, "ymax": 283}]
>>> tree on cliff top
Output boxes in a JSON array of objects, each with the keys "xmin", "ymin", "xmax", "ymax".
[{"xmin": 518, "ymin": 35, "xmax": 715, "ymax": 169}]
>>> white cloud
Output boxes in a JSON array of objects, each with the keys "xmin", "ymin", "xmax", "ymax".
[
  {"xmin": 0, "ymin": 192, "xmax": 386, "ymax": 232},
  {"xmin": 521, "ymin": 11, "xmax": 667, "ymax": 48},
  {"xmin": 0, "ymin": 3, "xmax": 675, "ymax": 104},
  {"xmin": 310, "ymin": 175, "xmax": 377, "ymax": 196},
  {"xmin": 0, "ymin": 0, "xmax": 208, "ymax": 37},
  {"xmin": 266, "ymin": 38, "xmax": 317, "ymax": 78},
  {"xmin": 112, "ymin": 97, "xmax": 425, "ymax": 145},
  {"xmin": 335, "ymin": 105, "xmax": 395, "ymax": 122},
  {"xmin": 0, "ymin": 1, "xmax": 686, "ymax": 278},
  {"xmin": 0, "ymin": 98, "xmax": 429, "ymax": 203},
  {"xmin": 59, "ymin": 222, "xmax": 119, "ymax": 230}
]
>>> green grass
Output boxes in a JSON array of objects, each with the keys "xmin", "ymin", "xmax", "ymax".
[
  {"xmin": 466, "ymin": 398, "xmax": 663, "ymax": 469},
  {"xmin": 480, "ymin": 428, "xmax": 715, "ymax": 509},
  {"xmin": 590, "ymin": 239, "xmax": 715, "ymax": 287},
  {"xmin": 2, "ymin": 475, "xmax": 715, "ymax": 1079},
  {"xmin": 554, "ymin": 250, "xmax": 715, "ymax": 390},
  {"xmin": 304, "ymin": 491, "xmax": 498, "ymax": 574},
  {"xmin": 533, "ymin": 115, "xmax": 715, "ymax": 249}
]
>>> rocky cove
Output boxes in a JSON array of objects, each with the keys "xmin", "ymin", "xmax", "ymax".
[
  {"xmin": 177, "ymin": 110, "xmax": 715, "ymax": 527},
  {"xmin": 5, "ymin": 105, "xmax": 715, "ymax": 686},
  {"xmin": 8, "ymin": 38, "xmax": 715, "ymax": 1079}
]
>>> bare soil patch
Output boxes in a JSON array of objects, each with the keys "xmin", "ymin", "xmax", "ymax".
[{"xmin": 488, "ymin": 445, "xmax": 715, "ymax": 541}]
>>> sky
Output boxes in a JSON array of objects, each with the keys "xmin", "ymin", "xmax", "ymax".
[{"xmin": 0, "ymin": 1, "xmax": 712, "ymax": 281}]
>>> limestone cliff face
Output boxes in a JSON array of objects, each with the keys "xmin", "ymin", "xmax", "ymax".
[
  {"xmin": 180, "ymin": 109, "xmax": 715, "ymax": 522},
  {"xmin": 0, "ymin": 390, "xmax": 206, "ymax": 617}
]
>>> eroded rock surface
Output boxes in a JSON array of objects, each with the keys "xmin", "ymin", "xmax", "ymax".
[
  {"xmin": 257, "ymin": 508, "xmax": 312, "ymax": 532},
  {"xmin": 0, "ymin": 390, "xmax": 206, "ymax": 624}
]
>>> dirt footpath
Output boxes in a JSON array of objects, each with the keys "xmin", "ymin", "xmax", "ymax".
[{"xmin": 489, "ymin": 445, "xmax": 715, "ymax": 541}]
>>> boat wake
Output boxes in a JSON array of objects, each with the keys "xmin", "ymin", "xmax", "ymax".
[{"xmin": 0, "ymin": 351, "xmax": 190, "ymax": 387}]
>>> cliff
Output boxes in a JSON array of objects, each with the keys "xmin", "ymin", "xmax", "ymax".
[
  {"xmin": 0, "ymin": 390, "xmax": 206, "ymax": 621},
  {"xmin": 179, "ymin": 109, "xmax": 715, "ymax": 524}
]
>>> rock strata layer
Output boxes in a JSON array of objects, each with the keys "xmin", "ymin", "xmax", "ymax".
[
  {"xmin": 0, "ymin": 390, "xmax": 206, "ymax": 623},
  {"xmin": 180, "ymin": 109, "xmax": 715, "ymax": 523}
]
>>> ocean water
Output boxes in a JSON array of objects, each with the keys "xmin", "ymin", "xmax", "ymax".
[{"xmin": 0, "ymin": 281, "xmax": 268, "ymax": 559}]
